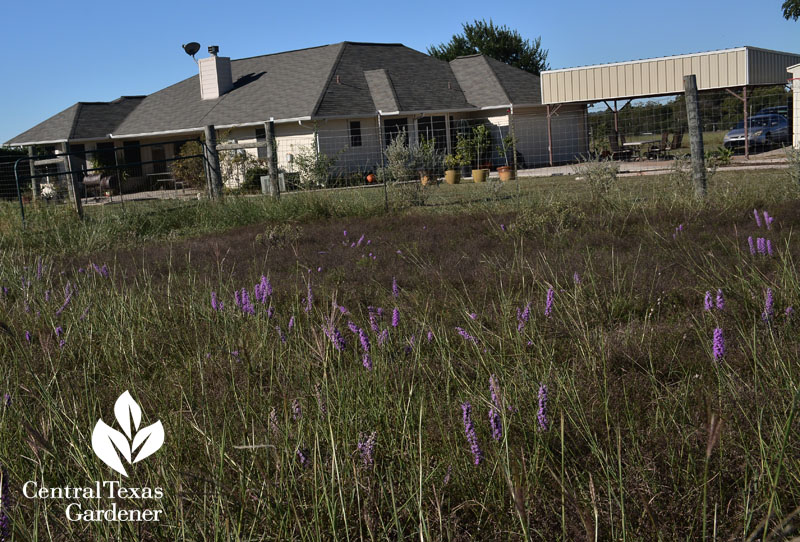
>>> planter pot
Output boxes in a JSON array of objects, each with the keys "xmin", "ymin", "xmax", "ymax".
[
  {"xmin": 497, "ymin": 166, "xmax": 515, "ymax": 182},
  {"xmin": 472, "ymin": 169, "xmax": 489, "ymax": 183},
  {"xmin": 444, "ymin": 169, "xmax": 460, "ymax": 185}
]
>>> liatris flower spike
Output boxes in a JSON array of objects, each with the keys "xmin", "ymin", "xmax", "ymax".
[
  {"xmin": 489, "ymin": 407, "xmax": 502, "ymax": 441},
  {"xmin": 392, "ymin": 277, "xmax": 399, "ymax": 298},
  {"xmin": 461, "ymin": 402, "xmax": 482, "ymax": 465},
  {"xmin": 392, "ymin": 307, "xmax": 399, "ymax": 328},
  {"xmin": 748, "ymin": 236, "xmax": 755, "ymax": 255},
  {"xmin": 357, "ymin": 432, "xmax": 377, "ymax": 468},
  {"xmin": 757, "ymin": 237, "xmax": 766, "ymax": 255},
  {"xmin": 712, "ymin": 328, "xmax": 724, "ymax": 361},
  {"xmin": 767, "ymin": 239, "xmax": 774, "ymax": 257},
  {"xmin": 704, "ymin": 291, "xmax": 712, "ymax": 311},
  {"xmin": 544, "ymin": 288, "xmax": 554, "ymax": 318},
  {"xmin": 715, "ymin": 289, "xmax": 724, "ymax": 311},
  {"xmin": 537, "ymin": 384, "xmax": 549, "ymax": 431},
  {"xmin": 754, "ymin": 208, "xmax": 762, "ymax": 227},
  {"xmin": 762, "ymin": 288, "xmax": 774, "ymax": 322}
]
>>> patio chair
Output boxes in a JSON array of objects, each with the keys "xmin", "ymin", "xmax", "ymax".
[
  {"xmin": 608, "ymin": 134, "xmax": 633, "ymax": 161},
  {"xmin": 647, "ymin": 132, "xmax": 670, "ymax": 160},
  {"xmin": 670, "ymin": 130, "xmax": 684, "ymax": 151}
]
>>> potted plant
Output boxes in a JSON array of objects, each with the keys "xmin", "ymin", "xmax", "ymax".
[
  {"xmin": 471, "ymin": 124, "xmax": 491, "ymax": 183},
  {"xmin": 455, "ymin": 134, "xmax": 473, "ymax": 178},
  {"xmin": 443, "ymin": 153, "xmax": 461, "ymax": 185},
  {"xmin": 416, "ymin": 137, "xmax": 441, "ymax": 186},
  {"xmin": 497, "ymin": 132, "xmax": 516, "ymax": 181}
]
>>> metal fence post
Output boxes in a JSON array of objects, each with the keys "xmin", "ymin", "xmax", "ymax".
[
  {"xmin": 27, "ymin": 146, "xmax": 37, "ymax": 201},
  {"xmin": 63, "ymin": 143, "xmax": 84, "ymax": 219},
  {"xmin": 204, "ymin": 125, "xmax": 222, "ymax": 199},
  {"xmin": 683, "ymin": 74, "xmax": 707, "ymax": 199}
]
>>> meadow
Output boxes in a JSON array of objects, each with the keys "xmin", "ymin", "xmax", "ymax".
[{"xmin": 1, "ymin": 167, "xmax": 800, "ymax": 540}]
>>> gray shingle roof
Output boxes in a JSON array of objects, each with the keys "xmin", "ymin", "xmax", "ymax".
[
  {"xmin": 6, "ymin": 43, "xmax": 543, "ymax": 145},
  {"xmin": 5, "ymin": 98, "xmax": 145, "ymax": 146},
  {"xmin": 363, "ymin": 69, "xmax": 400, "ymax": 112}
]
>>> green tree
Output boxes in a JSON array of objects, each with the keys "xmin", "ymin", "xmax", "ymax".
[
  {"xmin": 783, "ymin": 0, "xmax": 800, "ymax": 19},
  {"xmin": 427, "ymin": 19, "xmax": 549, "ymax": 75}
]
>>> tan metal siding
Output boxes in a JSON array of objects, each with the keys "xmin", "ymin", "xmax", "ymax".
[{"xmin": 541, "ymin": 47, "xmax": 799, "ymax": 104}]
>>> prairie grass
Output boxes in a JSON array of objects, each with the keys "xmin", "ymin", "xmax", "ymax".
[{"xmin": 0, "ymin": 169, "xmax": 799, "ymax": 540}]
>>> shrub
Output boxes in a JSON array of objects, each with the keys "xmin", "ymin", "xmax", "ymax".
[
  {"xmin": 384, "ymin": 131, "xmax": 415, "ymax": 182},
  {"xmin": 572, "ymin": 155, "xmax": 619, "ymax": 200},
  {"xmin": 293, "ymin": 144, "xmax": 338, "ymax": 189},
  {"xmin": 170, "ymin": 141, "xmax": 205, "ymax": 190}
]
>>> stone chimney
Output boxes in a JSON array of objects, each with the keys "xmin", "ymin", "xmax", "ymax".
[{"xmin": 198, "ymin": 45, "xmax": 233, "ymax": 100}]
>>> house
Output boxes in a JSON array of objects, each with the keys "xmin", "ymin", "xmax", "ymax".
[{"xmin": 4, "ymin": 42, "xmax": 588, "ymax": 190}]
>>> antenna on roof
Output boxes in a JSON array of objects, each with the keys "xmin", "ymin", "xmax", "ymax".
[{"xmin": 182, "ymin": 42, "xmax": 201, "ymax": 62}]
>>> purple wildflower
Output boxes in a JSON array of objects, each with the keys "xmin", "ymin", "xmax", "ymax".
[
  {"xmin": 347, "ymin": 321, "xmax": 360, "ymax": 335},
  {"xmin": 292, "ymin": 398, "xmax": 302, "ymax": 421},
  {"xmin": 517, "ymin": 302, "xmax": 531, "ymax": 332},
  {"xmin": 288, "ymin": 316, "xmax": 295, "ymax": 331},
  {"xmin": 343, "ymin": 230, "xmax": 347, "ymax": 237},
  {"xmin": 762, "ymin": 288, "xmax": 774, "ymax": 321},
  {"xmin": 358, "ymin": 328, "xmax": 371, "ymax": 353},
  {"xmin": 377, "ymin": 329, "xmax": 389, "ymax": 347},
  {"xmin": 362, "ymin": 352, "xmax": 373, "ymax": 370},
  {"xmin": 455, "ymin": 327, "xmax": 477, "ymax": 343},
  {"xmin": 211, "ymin": 291, "xmax": 223, "ymax": 311},
  {"xmin": 357, "ymin": 234, "xmax": 365, "ymax": 247},
  {"xmin": 296, "ymin": 448, "xmax": 309, "ymax": 468},
  {"xmin": 754, "ymin": 208, "xmax": 762, "ymax": 227},
  {"xmin": 368, "ymin": 306, "xmax": 380, "ymax": 332},
  {"xmin": 500, "ymin": 223, "xmax": 506, "ymax": 232},
  {"xmin": 537, "ymin": 384, "xmax": 549, "ymax": 431},
  {"xmin": 24, "ymin": 331, "xmax": 31, "ymax": 343},
  {"xmin": 489, "ymin": 375, "xmax": 501, "ymax": 408},
  {"xmin": 468, "ymin": 312, "xmax": 478, "ymax": 320},
  {"xmin": 763, "ymin": 211, "xmax": 771, "ymax": 229},
  {"xmin": 489, "ymin": 407, "xmax": 502, "ymax": 441},
  {"xmin": 392, "ymin": 307, "xmax": 399, "ymax": 328},
  {"xmin": 267, "ymin": 306, "xmax": 275, "ymax": 319},
  {"xmin": 254, "ymin": 275, "xmax": 271, "ymax": 304},
  {"xmin": 461, "ymin": 402, "xmax": 482, "ymax": 465},
  {"xmin": 785, "ymin": 306, "xmax": 794, "ymax": 317},
  {"xmin": 544, "ymin": 287, "xmax": 554, "ymax": 318},
  {"xmin": 573, "ymin": 272, "xmax": 581, "ymax": 284},
  {"xmin": 392, "ymin": 277, "xmax": 399, "ymax": 298},
  {"xmin": 757, "ymin": 237, "xmax": 766, "ymax": 255},
  {"xmin": 357, "ymin": 432, "xmax": 376, "ymax": 468},
  {"xmin": 715, "ymin": 289, "xmax": 725, "ymax": 311},
  {"xmin": 58, "ymin": 339, "xmax": 66, "ymax": 349},
  {"xmin": 748, "ymin": 236, "xmax": 755, "ymax": 255},
  {"xmin": 304, "ymin": 280, "xmax": 314, "ymax": 313},
  {"xmin": 704, "ymin": 291, "xmax": 713, "ymax": 311},
  {"xmin": 44, "ymin": 290, "xmax": 50, "ymax": 302},
  {"xmin": 239, "ymin": 288, "xmax": 255, "ymax": 315},
  {"xmin": 55, "ymin": 326, "xmax": 64, "ymax": 337},
  {"xmin": 323, "ymin": 319, "xmax": 347, "ymax": 351},
  {"xmin": 276, "ymin": 326, "xmax": 287, "ymax": 343},
  {"xmin": 712, "ymin": 327, "xmax": 725, "ymax": 361},
  {"xmin": 767, "ymin": 239, "xmax": 774, "ymax": 257},
  {"xmin": 427, "ymin": 330, "xmax": 433, "ymax": 342},
  {"xmin": 92, "ymin": 263, "xmax": 109, "ymax": 278}
]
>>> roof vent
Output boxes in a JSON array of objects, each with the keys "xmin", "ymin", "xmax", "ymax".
[{"xmin": 198, "ymin": 46, "xmax": 232, "ymax": 100}]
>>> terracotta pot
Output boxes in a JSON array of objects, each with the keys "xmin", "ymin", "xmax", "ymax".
[
  {"xmin": 472, "ymin": 169, "xmax": 489, "ymax": 183},
  {"xmin": 444, "ymin": 169, "xmax": 460, "ymax": 185},
  {"xmin": 497, "ymin": 166, "xmax": 515, "ymax": 182}
]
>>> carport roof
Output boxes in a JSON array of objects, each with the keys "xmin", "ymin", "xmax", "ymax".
[{"xmin": 541, "ymin": 46, "xmax": 800, "ymax": 105}]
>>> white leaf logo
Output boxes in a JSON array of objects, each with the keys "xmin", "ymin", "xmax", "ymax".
[{"xmin": 92, "ymin": 390, "xmax": 164, "ymax": 477}]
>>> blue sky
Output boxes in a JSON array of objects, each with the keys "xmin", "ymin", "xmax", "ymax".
[{"xmin": 1, "ymin": 0, "xmax": 797, "ymax": 145}]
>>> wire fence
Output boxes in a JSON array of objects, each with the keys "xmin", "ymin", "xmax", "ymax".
[{"xmin": 1, "ymin": 83, "xmax": 794, "ymax": 222}]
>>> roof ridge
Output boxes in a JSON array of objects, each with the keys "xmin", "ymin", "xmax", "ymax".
[
  {"xmin": 311, "ymin": 42, "xmax": 348, "ymax": 117},
  {"xmin": 479, "ymin": 56, "xmax": 511, "ymax": 104},
  {"xmin": 67, "ymin": 103, "xmax": 83, "ymax": 140}
]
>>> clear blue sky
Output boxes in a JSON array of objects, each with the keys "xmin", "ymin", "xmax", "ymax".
[{"xmin": 1, "ymin": 0, "xmax": 797, "ymax": 145}]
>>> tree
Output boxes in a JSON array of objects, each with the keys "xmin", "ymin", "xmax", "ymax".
[
  {"xmin": 783, "ymin": 0, "xmax": 800, "ymax": 19},
  {"xmin": 427, "ymin": 19, "xmax": 549, "ymax": 75}
]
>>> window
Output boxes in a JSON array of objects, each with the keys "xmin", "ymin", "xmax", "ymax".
[
  {"xmin": 349, "ymin": 121, "xmax": 362, "ymax": 147},
  {"xmin": 417, "ymin": 116, "xmax": 447, "ymax": 154},
  {"xmin": 93, "ymin": 142, "xmax": 116, "ymax": 171},
  {"xmin": 383, "ymin": 118, "xmax": 408, "ymax": 147},
  {"xmin": 255, "ymin": 127, "xmax": 268, "ymax": 159},
  {"xmin": 123, "ymin": 141, "xmax": 142, "ymax": 176}
]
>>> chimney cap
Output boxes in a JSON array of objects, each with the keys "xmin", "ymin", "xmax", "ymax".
[{"xmin": 208, "ymin": 45, "xmax": 219, "ymax": 56}]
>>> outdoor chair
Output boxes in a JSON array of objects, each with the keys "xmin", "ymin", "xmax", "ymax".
[
  {"xmin": 647, "ymin": 132, "xmax": 670, "ymax": 160},
  {"xmin": 608, "ymin": 134, "xmax": 633, "ymax": 161},
  {"xmin": 670, "ymin": 131, "xmax": 684, "ymax": 151}
]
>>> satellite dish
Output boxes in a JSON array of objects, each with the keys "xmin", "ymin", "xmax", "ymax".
[{"xmin": 182, "ymin": 42, "xmax": 201, "ymax": 61}]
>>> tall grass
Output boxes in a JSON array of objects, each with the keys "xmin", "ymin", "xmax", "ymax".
[{"xmin": 0, "ymin": 169, "xmax": 799, "ymax": 539}]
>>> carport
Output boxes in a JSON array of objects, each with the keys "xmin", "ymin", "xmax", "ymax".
[{"xmin": 540, "ymin": 46, "xmax": 800, "ymax": 160}]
